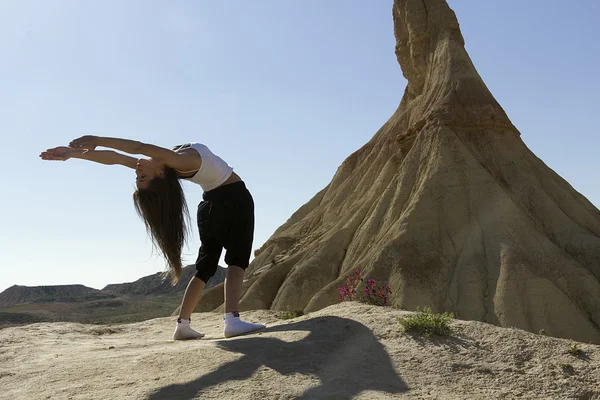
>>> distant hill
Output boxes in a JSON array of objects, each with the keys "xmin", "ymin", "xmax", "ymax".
[
  {"xmin": 103, "ymin": 265, "xmax": 227, "ymax": 296},
  {"xmin": 0, "ymin": 284, "xmax": 113, "ymax": 308},
  {"xmin": 0, "ymin": 265, "xmax": 227, "ymax": 327}
]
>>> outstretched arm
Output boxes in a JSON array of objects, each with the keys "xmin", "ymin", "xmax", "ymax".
[
  {"xmin": 69, "ymin": 135, "xmax": 200, "ymax": 171},
  {"xmin": 40, "ymin": 146, "xmax": 138, "ymax": 169}
]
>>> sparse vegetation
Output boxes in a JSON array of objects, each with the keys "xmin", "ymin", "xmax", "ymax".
[
  {"xmin": 560, "ymin": 363, "xmax": 574, "ymax": 374},
  {"xmin": 90, "ymin": 327, "xmax": 124, "ymax": 336},
  {"xmin": 397, "ymin": 307, "xmax": 454, "ymax": 336},
  {"xmin": 277, "ymin": 310, "xmax": 304, "ymax": 320},
  {"xmin": 0, "ymin": 312, "xmax": 48, "ymax": 325},
  {"xmin": 568, "ymin": 344, "xmax": 584, "ymax": 358}
]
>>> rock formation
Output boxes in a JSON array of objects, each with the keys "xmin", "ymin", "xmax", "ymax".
[{"xmin": 232, "ymin": 0, "xmax": 600, "ymax": 343}]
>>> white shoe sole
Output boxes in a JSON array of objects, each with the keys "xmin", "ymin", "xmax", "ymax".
[{"xmin": 224, "ymin": 324, "xmax": 266, "ymax": 338}]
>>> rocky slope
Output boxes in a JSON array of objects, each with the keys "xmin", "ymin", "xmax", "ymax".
[
  {"xmin": 235, "ymin": 0, "xmax": 600, "ymax": 344},
  {"xmin": 0, "ymin": 302, "xmax": 598, "ymax": 399},
  {"xmin": 103, "ymin": 265, "xmax": 226, "ymax": 295}
]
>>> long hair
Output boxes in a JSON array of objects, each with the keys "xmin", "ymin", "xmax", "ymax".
[{"xmin": 133, "ymin": 167, "xmax": 189, "ymax": 284}]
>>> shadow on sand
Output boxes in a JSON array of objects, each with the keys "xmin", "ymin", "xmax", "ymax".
[{"xmin": 148, "ymin": 316, "xmax": 408, "ymax": 399}]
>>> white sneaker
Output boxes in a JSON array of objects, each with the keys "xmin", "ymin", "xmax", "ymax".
[
  {"xmin": 224, "ymin": 313, "xmax": 266, "ymax": 338},
  {"xmin": 173, "ymin": 318, "xmax": 205, "ymax": 340}
]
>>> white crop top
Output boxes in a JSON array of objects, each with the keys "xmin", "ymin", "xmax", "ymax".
[{"xmin": 175, "ymin": 143, "xmax": 233, "ymax": 192}]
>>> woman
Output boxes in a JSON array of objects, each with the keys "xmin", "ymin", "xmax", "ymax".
[{"xmin": 40, "ymin": 135, "xmax": 265, "ymax": 340}]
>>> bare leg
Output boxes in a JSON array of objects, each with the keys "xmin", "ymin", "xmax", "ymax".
[
  {"xmin": 179, "ymin": 276, "xmax": 206, "ymax": 319},
  {"xmin": 224, "ymin": 265, "xmax": 245, "ymax": 313},
  {"xmin": 223, "ymin": 265, "xmax": 266, "ymax": 338},
  {"xmin": 173, "ymin": 276, "xmax": 206, "ymax": 340}
]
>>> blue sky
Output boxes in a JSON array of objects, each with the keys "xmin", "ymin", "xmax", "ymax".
[{"xmin": 1, "ymin": 0, "xmax": 598, "ymax": 294}]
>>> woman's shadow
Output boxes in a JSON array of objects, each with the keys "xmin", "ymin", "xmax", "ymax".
[{"xmin": 149, "ymin": 316, "xmax": 408, "ymax": 399}]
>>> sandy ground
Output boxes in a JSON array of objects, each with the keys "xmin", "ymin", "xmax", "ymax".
[{"xmin": 0, "ymin": 302, "xmax": 598, "ymax": 399}]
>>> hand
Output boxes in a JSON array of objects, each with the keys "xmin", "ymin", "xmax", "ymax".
[
  {"xmin": 69, "ymin": 135, "xmax": 99, "ymax": 151},
  {"xmin": 39, "ymin": 146, "xmax": 77, "ymax": 161}
]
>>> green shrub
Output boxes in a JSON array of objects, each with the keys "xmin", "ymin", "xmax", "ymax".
[
  {"xmin": 397, "ymin": 307, "xmax": 453, "ymax": 336},
  {"xmin": 568, "ymin": 344, "xmax": 584, "ymax": 357}
]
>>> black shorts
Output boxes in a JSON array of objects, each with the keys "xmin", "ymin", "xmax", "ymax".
[{"xmin": 194, "ymin": 181, "xmax": 255, "ymax": 283}]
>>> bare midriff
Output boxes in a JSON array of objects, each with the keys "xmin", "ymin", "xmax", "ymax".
[{"xmin": 218, "ymin": 171, "xmax": 242, "ymax": 188}]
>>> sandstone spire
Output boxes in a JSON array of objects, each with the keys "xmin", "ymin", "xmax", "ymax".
[{"xmin": 235, "ymin": 0, "xmax": 600, "ymax": 343}]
